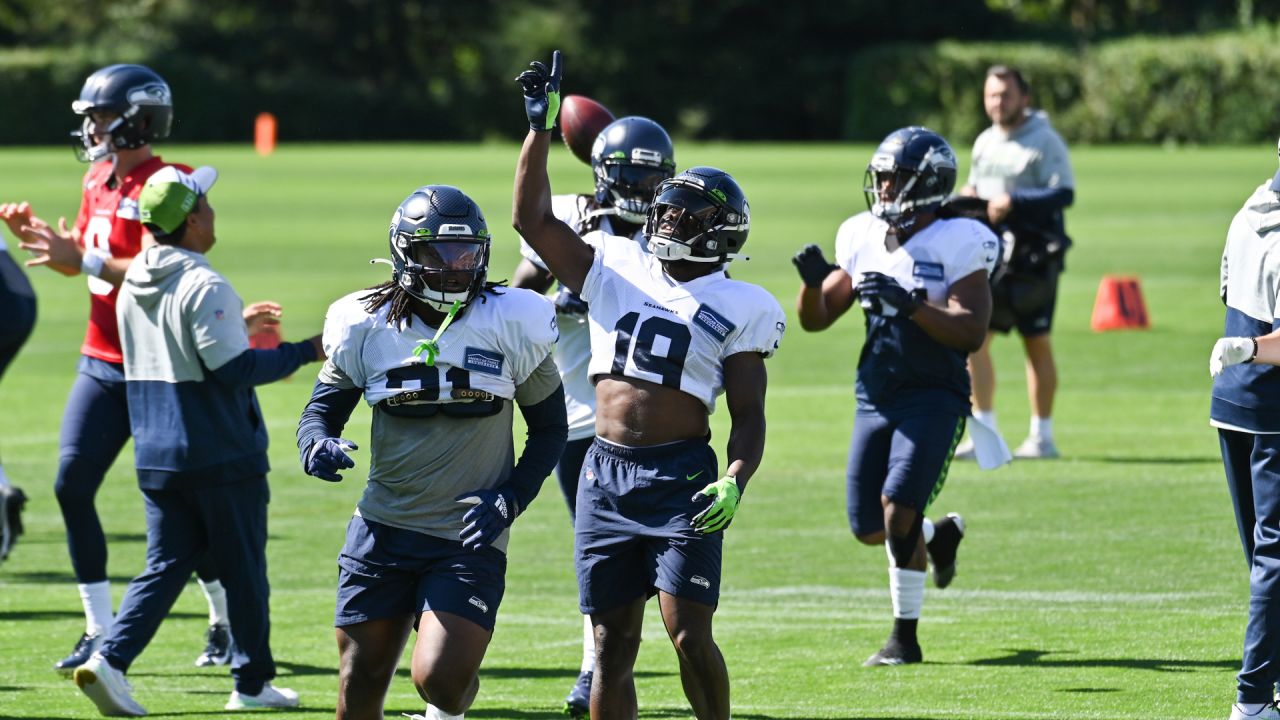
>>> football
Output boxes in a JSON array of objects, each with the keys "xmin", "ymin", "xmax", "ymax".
[{"xmin": 559, "ymin": 94, "xmax": 615, "ymax": 165}]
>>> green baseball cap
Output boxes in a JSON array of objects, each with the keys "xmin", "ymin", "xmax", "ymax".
[{"xmin": 138, "ymin": 165, "xmax": 218, "ymax": 235}]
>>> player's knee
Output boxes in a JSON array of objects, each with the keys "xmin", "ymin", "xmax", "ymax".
[
  {"xmin": 669, "ymin": 625, "xmax": 715, "ymax": 663},
  {"xmin": 54, "ymin": 456, "xmax": 102, "ymax": 508},
  {"xmin": 414, "ymin": 672, "xmax": 473, "ymax": 716},
  {"xmin": 595, "ymin": 622, "xmax": 642, "ymax": 664},
  {"xmin": 854, "ymin": 531, "xmax": 884, "ymax": 546}
]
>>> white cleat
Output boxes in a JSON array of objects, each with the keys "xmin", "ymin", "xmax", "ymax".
[
  {"xmin": 225, "ymin": 683, "xmax": 299, "ymax": 710},
  {"xmin": 74, "ymin": 652, "xmax": 147, "ymax": 717},
  {"xmin": 1229, "ymin": 702, "xmax": 1280, "ymax": 720},
  {"xmin": 1013, "ymin": 435, "xmax": 1059, "ymax": 460}
]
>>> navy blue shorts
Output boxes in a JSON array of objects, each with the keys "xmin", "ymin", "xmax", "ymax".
[
  {"xmin": 0, "ymin": 251, "xmax": 35, "ymax": 380},
  {"xmin": 335, "ymin": 515, "xmax": 506, "ymax": 632},
  {"xmin": 575, "ymin": 437, "xmax": 722, "ymax": 614},
  {"xmin": 846, "ymin": 411, "xmax": 964, "ymax": 537}
]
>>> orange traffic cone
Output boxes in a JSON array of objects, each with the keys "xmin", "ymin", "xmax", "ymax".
[
  {"xmin": 254, "ymin": 112, "xmax": 277, "ymax": 157},
  {"xmin": 1090, "ymin": 275, "xmax": 1149, "ymax": 331}
]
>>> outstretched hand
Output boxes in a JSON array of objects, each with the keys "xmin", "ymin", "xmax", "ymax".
[
  {"xmin": 243, "ymin": 301, "xmax": 282, "ymax": 336},
  {"xmin": 304, "ymin": 438, "xmax": 358, "ymax": 482},
  {"xmin": 515, "ymin": 50, "xmax": 562, "ymax": 131},
  {"xmin": 19, "ymin": 217, "xmax": 82, "ymax": 276},
  {"xmin": 792, "ymin": 244, "xmax": 838, "ymax": 289}
]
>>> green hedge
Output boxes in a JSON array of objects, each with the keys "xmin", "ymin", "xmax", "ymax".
[{"xmin": 846, "ymin": 28, "xmax": 1280, "ymax": 145}]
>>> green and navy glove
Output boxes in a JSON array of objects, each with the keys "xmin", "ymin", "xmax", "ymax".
[
  {"xmin": 515, "ymin": 50, "xmax": 562, "ymax": 132},
  {"xmin": 1209, "ymin": 336, "xmax": 1257, "ymax": 377},
  {"xmin": 691, "ymin": 475, "xmax": 740, "ymax": 533},
  {"xmin": 792, "ymin": 244, "xmax": 839, "ymax": 289},
  {"xmin": 456, "ymin": 487, "xmax": 518, "ymax": 551},
  {"xmin": 855, "ymin": 271, "xmax": 922, "ymax": 319}
]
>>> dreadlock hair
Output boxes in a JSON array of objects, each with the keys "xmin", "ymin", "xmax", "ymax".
[{"xmin": 360, "ymin": 278, "xmax": 509, "ymax": 328}]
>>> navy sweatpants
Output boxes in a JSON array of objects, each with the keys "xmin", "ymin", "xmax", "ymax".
[
  {"xmin": 0, "ymin": 250, "xmax": 36, "ymax": 382},
  {"xmin": 56, "ymin": 357, "xmax": 218, "ymax": 585},
  {"xmin": 1219, "ymin": 428, "xmax": 1280, "ymax": 703},
  {"xmin": 100, "ymin": 476, "xmax": 275, "ymax": 695}
]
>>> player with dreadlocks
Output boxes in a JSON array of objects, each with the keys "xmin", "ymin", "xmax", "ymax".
[{"xmin": 297, "ymin": 185, "xmax": 567, "ymax": 720}]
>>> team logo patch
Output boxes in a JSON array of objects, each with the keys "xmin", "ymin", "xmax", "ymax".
[
  {"xmin": 690, "ymin": 575, "xmax": 711, "ymax": 589},
  {"xmin": 468, "ymin": 596, "xmax": 489, "ymax": 614},
  {"xmin": 912, "ymin": 262, "xmax": 944, "ymax": 281},
  {"xmin": 116, "ymin": 197, "xmax": 141, "ymax": 220},
  {"xmin": 463, "ymin": 348, "xmax": 504, "ymax": 376},
  {"xmin": 692, "ymin": 304, "xmax": 735, "ymax": 343}
]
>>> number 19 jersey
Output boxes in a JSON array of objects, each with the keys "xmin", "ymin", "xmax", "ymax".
[{"xmin": 580, "ymin": 234, "xmax": 785, "ymax": 413}]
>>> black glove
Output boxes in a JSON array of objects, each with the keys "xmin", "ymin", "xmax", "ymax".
[
  {"xmin": 792, "ymin": 244, "xmax": 838, "ymax": 288},
  {"xmin": 855, "ymin": 272, "xmax": 922, "ymax": 318},
  {"xmin": 514, "ymin": 50, "xmax": 562, "ymax": 132},
  {"xmin": 553, "ymin": 285, "xmax": 588, "ymax": 316},
  {"xmin": 304, "ymin": 438, "xmax": 358, "ymax": 482},
  {"xmin": 455, "ymin": 487, "xmax": 518, "ymax": 550}
]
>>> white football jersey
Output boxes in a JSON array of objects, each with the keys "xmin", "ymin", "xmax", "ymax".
[
  {"xmin": 835, "ymin": 211, "xmax": 998, "ymax": 304},
  {"xmin": 320, "ymin": 287, "xmax": 559, "ymax": 409},
  {"xmin": 518, "ymin": 193, "xmax": 648, "ymax": 441},
  {"xmin": 580, "ymin": 234, "xmax": 785, "ymax": 413}
]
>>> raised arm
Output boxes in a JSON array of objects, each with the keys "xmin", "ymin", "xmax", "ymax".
[
  {"xmin": 793, "ymin": 244, "xmax": 856, "ymax": 332},
  {"xmin": 511, "ymin": 50, "xmax": 594, "ymax": 294}
]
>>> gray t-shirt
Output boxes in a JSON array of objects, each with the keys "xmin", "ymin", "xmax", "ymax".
[{"xmin": 967, "ymin": 110, "xmax": 1074, "ymax": 198}]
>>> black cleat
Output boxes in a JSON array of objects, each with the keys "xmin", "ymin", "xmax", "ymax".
[
  {"xmin": 927, "ymin": 512, "xmax": 965, "ymax": 589},
  {"xmin": 195, "ymin": 623, "xmax": 234, "ymax": 667},
  {"xmin": 0, "ymin": 485, "xmax": 27, "ymax": 562},
  {"xmin": 863, "ymin": 638, "xmax": 923, "ymax": 667},
  {"xmin": 55, "ymin": 631, "xmax": 104, "ymax": 677},
  {"xmin": 563, "ymin": 670, "xmax": 592, "ymax": 717}
]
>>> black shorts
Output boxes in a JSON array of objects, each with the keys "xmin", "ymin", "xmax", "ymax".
[{"xmin": 989, "ymin": 267, "xmax": 1058, "ymax": 337}]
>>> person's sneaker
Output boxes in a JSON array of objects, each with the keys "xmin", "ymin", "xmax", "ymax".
[
  {"xmin": 0, "ymin": 485, "xmax": 27, "ymax": 561},
  {"xmin": 1229, "ymin": 702, "xmax": 1280, "ymax": 720},
  {"xmin": 926, "ymin": 512, "xmax": 966, "ymax": 589},
  {"xmin": 563, "ymin": 670, "xmax": 592, "ymax": 717},
  {"xmin": 1013, "ymin": 435, "xmax": 1059, "ymax": 460},
  {"xmin": 195, "ymin": 623, "xmax": 233, "ymax": 667},
  {"xmin": 56, "ymin": 631, "xmax": 105, "ymax": 677},
  {"xmin": 401, "ymin": 706, "xmax": 465, "ymax": 720},
  {"xmin": 952, "ymin": 437, "xmax": 976, "ymax": 461},
  {"xmin": 74, "ymin": 652, "xmax": 147, "ymax": 717},
  {"xmin": 225, "ymin": 683, "xmax": 299, "ymax": 710},
  {"xmin": 863, "ymin": 638, "xmax": 922, "ymax": 666}
]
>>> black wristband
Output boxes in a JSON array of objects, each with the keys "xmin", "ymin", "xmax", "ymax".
[{"xmin": 1248, "ymin": 337, "xmax": 1259, "ymax": 363}]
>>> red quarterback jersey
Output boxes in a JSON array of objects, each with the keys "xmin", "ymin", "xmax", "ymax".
[{"xmin": 73, "ymin": 155, "xmax": 188, "ymax": 363}]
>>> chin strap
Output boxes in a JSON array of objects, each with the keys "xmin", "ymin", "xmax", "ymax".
[
  {"xmin": 369, "ymin": 258, "xmax": 394, "ymax": 267},
  {"xmin": 413, "ymin": 300, "xmax": 462, "ymax": 366}
]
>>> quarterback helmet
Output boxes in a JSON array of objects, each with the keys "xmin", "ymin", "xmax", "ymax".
[
  {"xmin": 388, "ymin": 186, "xmax": 491, "ymax": 312},
  {"xmin": 70, "ymin": 64, "xmax": 173, "ymax": 163},
  {"xmin": 591, "ymin": 116, "xmax": 676, "ymax": 225},
  {"xmin": 644, "ymin": 166, "xmax": 749, "ymax": 264},
  {"xmin": 863, "ymin": 126, "xmax": 957, "ymax": 236}
]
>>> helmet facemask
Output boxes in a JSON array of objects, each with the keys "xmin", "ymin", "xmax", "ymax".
[
  {"xmin": 594, "ymin": 148, "xmax": 673, "ymax": 225},
  {"xmin": 394, "ymin": 230, "xmax": 490, "ymax": 312},
  {"xmin": 863, "ymin": 141, "xmax": 955, "ymax": 237},
  {"xmin": 644, "ymin": 185, "xmax": 748, "ymax": 264},
  {"xmin": 71, "ymin": 112, "xmax": 126, "ymax": 163}
]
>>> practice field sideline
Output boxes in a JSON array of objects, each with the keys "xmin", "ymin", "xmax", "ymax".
[{"xmin": 0, "ymin": 142, "xmax": 1266, "ymax": 718}]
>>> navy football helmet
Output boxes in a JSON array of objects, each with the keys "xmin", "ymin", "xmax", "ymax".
[
  {"xmin": 644, "ymin": 166, "xmax": 749, "ymax": 264},
  {"xmin": 70, "ymin": 64, "xmax": 173, "ymax": 163},
  {"xmin": 388, "ymin": 186, "xmax": 491, "ymax": 312},
  {"xmin": 863, "ymin": 126, "xmax": 957, "ymax": 236},
  {"xmin": 591, "ymin": 117, "xmax": 676, "ymax": 225}
]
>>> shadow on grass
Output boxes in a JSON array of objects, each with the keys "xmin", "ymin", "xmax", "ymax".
[
  {"xmin": 1078, "ymin": 455, "xmax": 1221, "ymax": 465},
  {"xmin": 971, "ymin": 648, "xmax": 1237, "ymax": 672},
  {"xmin": 463, "ymin": 712, "xmax": 899, "ymax": 720},
  {"xmin": 2, "ymin": 570, "xmax": 134, "ymax": 585},
  {"xmin": 0, "ymin": 609, "xmax": 203, "ymax": 622}
]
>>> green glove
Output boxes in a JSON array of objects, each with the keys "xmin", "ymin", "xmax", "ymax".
[
  {"xmin": 691, "ymin": 475, "xmax": 740, "ymax": 533},
  {"xmin": 514, "ymin": 50, "xmax": 562, "ymax": 132}
]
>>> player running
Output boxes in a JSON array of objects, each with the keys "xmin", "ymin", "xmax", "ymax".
[
  {"xmin": 514, "ymin": 51, "xmax": 784, "ymax": 720},
  {"xmin": 509, "ymin": 114, "xmax": 676, "ymax": 717},
  {"xmin": 297, "ymin": 185, "xmax": 567, "ymax": 720},
  {"xmin": 792, "ymin": 127, "xmax": 998, "ymax": 666},
  {"xmin": 0, "ymin": 64, "xmax": 265, "ymax": 673}
]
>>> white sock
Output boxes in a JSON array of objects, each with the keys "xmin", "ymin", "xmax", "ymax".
[
  {"xmin": 79, "ymin": 581, "xmax": 114, "ymax": 635},
  {"xmin": 199, "ymin": 578, "xmax": 229, "ymax": 626},
  {"xmin": 922, "ymin": 518, "xmax": 935, "ymax": 544},
  {"xmin": 1235, "ymin": 703, "xmax": 1269, "ymax": 717},
  {"xmin": 425, "ymin": 704, "xmax": 464, "ymax": 720},
  {"xmin": 888, "ymin": 567, "xmax": 926, "ymax": 620},
  {"xmin": 0, "ymin": 464, "xmax": 10, "ymax": 489},
  {"xmin": 973, "ymin": 409, "xmax": 998, "ymax": 432},
  {"xmin": 1030, "ymin": 416, "xmax": 1053, "ymax": 441},
  {"xmin": 580, "ymin": 614, "xmax": 595, "ymax": 674}
]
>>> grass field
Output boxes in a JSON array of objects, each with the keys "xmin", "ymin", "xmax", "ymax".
[{"xmin": 0, "ymin": 140, "xmax": 1270, "ymax": 719}]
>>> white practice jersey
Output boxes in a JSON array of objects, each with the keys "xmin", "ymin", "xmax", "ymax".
[
  {"xmin": 836, "ymin": 211, "xmax": 998, "ymax": 305},
  {"xmin": 580, "ymin": 234, "xmax": 785, "ymax": 413},
  {"xmin": 321, "ymin": 288, "xmax": 558, "ymax": 408},
  {"xmin": 518, "ymin": 193, "xmax": 648, "ymax": 441}
]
